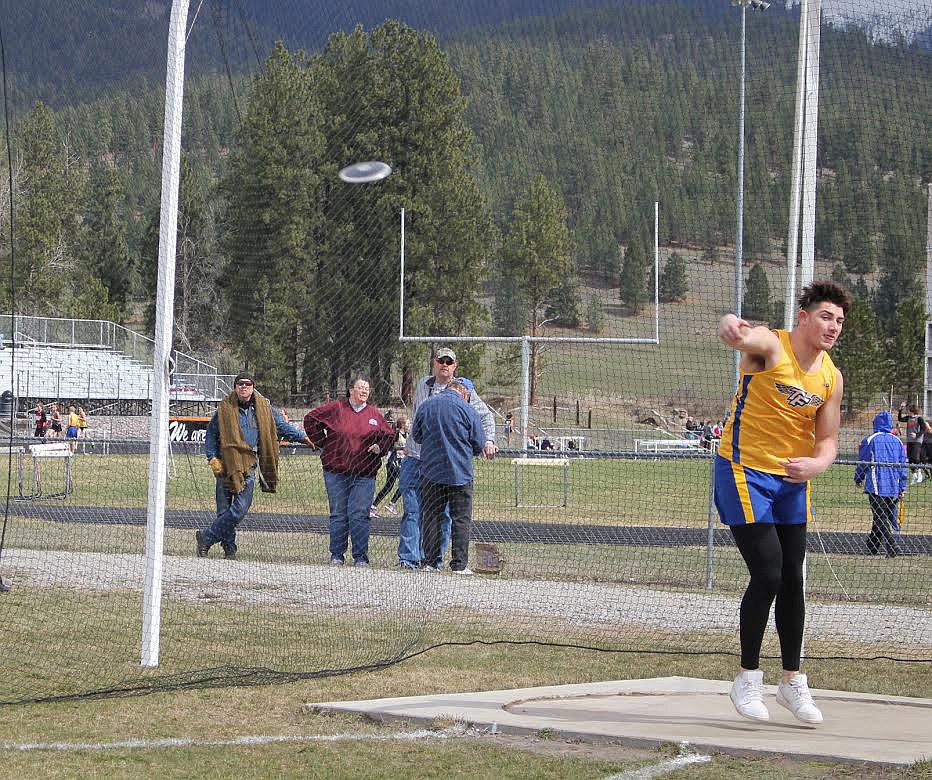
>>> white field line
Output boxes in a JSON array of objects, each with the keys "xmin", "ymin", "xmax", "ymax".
[
  {"xmin": 0, "ymin": 727, "xmax": 462, "ymax": 753},
  {"xmin": 604, "ymin": 743, "xmax": 711, "ymax": 779}
]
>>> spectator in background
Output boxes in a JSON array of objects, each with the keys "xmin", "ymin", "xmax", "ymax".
[
  {"xmin": 33, "ymin": 402, "xmax": 48, "ymax": 438},
  {"xmin": 305, "ymin": 374, "xmax": 395, "ymax": 567},
  {"xmin": 898, "ymin": 402, "xmax": 929, "ymax": 485},
  {"xmin": 196, "ymin": 372, "xmax": 309, "ymax": 560},
  {"xmin": 48, "ymin": 404, "xmax": 62, "ymax": 438},
  {"xmin": 685, "ymin": 416, "xmax": 699, "ymax": 440},
  {"xmin": 855, "ymin": 410, "xmax": 907, "ymax": 557},
  {"xmin": 371, "ymin": 415, "xmax": 409, "ymax": 517},
  {"xmin": 77, "ymin": 406, "xmax": 90, "ymax": 452},
  {"xmin": 413, "ymin": 380, "xmax": 486, "ymax": 574},
  {"xmin": 540, "ymin": 437, "xmax": 555, "ymax": 451},
  {"xmin": 503, "ymin": 412, "xmax": 514, "ymax": 446},
  {"xmin": 65, "ymin": 405, "xmax": 80, "ymax": 452}
]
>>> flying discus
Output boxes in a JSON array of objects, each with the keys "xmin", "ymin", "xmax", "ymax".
[{"xmin": 338, "ymin": 161, "xmax": 392, "ymax": 183}]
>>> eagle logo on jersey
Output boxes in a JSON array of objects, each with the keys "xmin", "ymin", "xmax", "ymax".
[{"xmin": 775, "ymin": 382, "xmax": 824, "ymax": 408}]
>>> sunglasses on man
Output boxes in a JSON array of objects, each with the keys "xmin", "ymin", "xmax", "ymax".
[{"xmin": 435, "ymin": 357, "xmax": 455, "ymax": 365}]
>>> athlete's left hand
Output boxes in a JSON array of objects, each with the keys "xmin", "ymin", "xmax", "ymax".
[{"xmin": 783, "ymin": 457, "xmax": 826, "ymax": 483}]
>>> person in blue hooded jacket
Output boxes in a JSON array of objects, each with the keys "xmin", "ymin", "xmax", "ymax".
[{"xmin": 855, "ymin": 410, "xmax": 908, "ymax": 557}]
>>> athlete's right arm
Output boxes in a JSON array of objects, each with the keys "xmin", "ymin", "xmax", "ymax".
[{"xmin": 717, "ymin": 314, "xmax": 780, "ymax": 360}]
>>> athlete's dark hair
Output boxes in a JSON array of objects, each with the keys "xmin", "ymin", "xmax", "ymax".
[{"xmin": 798, "ymin": 280, "xmax": 851, "ymax": 315}]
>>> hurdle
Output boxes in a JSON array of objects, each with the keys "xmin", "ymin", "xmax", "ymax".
[
  {"xmin": 27, "ymin": 441, "xmax": 75, "ymax": 499},
  {"xmin": 512, "ymin": 457, "xmax": 570, "ymax": 508}
]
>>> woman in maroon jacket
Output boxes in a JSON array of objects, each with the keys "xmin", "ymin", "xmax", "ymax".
[{"xmin": 304, "ymin": 374, "xmax": 395, "ymax": 566}]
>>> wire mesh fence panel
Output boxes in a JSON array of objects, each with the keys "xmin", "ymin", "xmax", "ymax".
[{"xmin": 0, "ymin": 0, "xmax": 930, "ymax": 703}]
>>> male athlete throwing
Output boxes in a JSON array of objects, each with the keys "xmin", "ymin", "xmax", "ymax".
[{"xmin": 716, "ymin": 281, "xmax": 849, "ymax": 725}]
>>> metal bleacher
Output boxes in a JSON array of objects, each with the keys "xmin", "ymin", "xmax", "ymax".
[{"xmin": 0, "ymin": 315, "xmax": 230, "ymax": 407}]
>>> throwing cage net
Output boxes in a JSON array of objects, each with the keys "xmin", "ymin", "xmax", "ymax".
[{"xmin": 0, "ymin": 0, "xmax": 930, "ymax": 703}]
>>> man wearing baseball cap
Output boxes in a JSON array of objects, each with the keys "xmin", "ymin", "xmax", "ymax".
[
  {"xmin": 195, "ymin": 372, "xmax": 310, "ymax": 559},
  {"xmin": 397, "ymin": 347, "xmax": 497, "ymax": 570}
]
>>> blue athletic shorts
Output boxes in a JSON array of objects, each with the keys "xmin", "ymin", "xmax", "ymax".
[{"xmin": 714, "ymin": 455, "xmax": 811, "ymax": 526}]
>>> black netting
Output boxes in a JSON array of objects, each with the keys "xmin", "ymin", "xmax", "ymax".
[{"xmin": 0, "ymin": 0, "xmax": 930, "ymax": 703}]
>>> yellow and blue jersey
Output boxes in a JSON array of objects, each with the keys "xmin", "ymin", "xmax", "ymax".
[{"xmin": 718, "ymin": 329, "xmax": 837, "ymax": 475}]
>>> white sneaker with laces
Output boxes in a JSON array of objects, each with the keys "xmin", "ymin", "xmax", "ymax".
[
  {"xmin": 776, "ymin": 674, "xmax": 823, "ymax": 724},
  {"xmin": 369, "ymin": 505, "xmax": 379, "ymax": 518},
  {"xmin": 451, "ymin": 567, "xmax": 474, "ymax": 575},
  {"xmin": 385, "ymin": 503, "xmax": 398, "ymax": 515},
  {"xmin": 729, "ymin": 670, "xmax": 769, "ymax": 721}
]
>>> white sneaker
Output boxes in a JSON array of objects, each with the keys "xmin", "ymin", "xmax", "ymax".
[
  {"xmin": 385, "ymin": 503, "xmax": 398, "ymax": 515},
  {"xmin": 451, "ymin": 567, "xmax": 474, "ymax": 575},
  {"xmin": 777, "ymin": 674, "xmax": 823, "ymax": 724},
  {"xmin": 369, "ymin": 505, "xmax": 379, "ymax": 518},
  {"xmin": 730, "ymin": 670, "xmax": 769, "ymax": 721},
  {"xmin": 915, "ymin": 471, "xmax": 925, "ymax": 485}
]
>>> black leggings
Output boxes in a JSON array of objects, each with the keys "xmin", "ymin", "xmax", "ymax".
[
  {"xmin": 374, "ymin": 459, "xmax": 401, "ymax": 506},
  {"xmin": 730, "ymin": 523, "xmax": 807, "ymax": 672}
]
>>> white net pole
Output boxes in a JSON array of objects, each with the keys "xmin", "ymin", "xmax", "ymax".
[
  {"xmin": 800, "ymin": 0, "xmax": 822, "ymax": 288},
  {"xmin": 141, "ymin": 0, "xmax": 190, "ymax": 668},
  {"xmin": 784, "ymin": 0, "xmax": 809, "ymax": 330}
]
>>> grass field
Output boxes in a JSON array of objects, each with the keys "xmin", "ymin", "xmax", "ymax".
[
  {"xmin": 2, "ymin": 436, "xmax": 931, "ymax": 776},
  {"xmin": 5, "ymin": 451, "xmax": 931, "ymax": 533},
  {"xmin": 3, "ymin": 450, "xmax": 930, "ymax": 613},
  {"xmin": 1, "ymin": 600, "xmax": 930, "ymax": 779},
  {"xmin": 3, "ymin": 448, "xmax": 931, "ymax": 619}
]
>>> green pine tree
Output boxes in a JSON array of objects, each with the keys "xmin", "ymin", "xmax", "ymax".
[
  {"xmin": 586, "ymin": 293, "xmax": 605, "ymax": 334},
  {"xmin": 8, "ymin": 101, "xmax": 85, "ymax": 314},
  {"xmin": 81, "ymin": 165, "xmax": 132, "ymax": 314},
  {"xmin": 219, "ymin": 42, "xmax": 323, "ymax": 399},
  {"xmin": 888, "ymin": 297, "xmax": 926, "ymax": 399},
  {"xmin": 742, "ymin": 263, "xmax": 771, "ymax": 322},
  {"xmin": 660, "ymin": 251, "xmax": 688, "ymax": 302},
  {"xmin": 833, "ymin": 297, "xmax": 887, "ymax": 414},
  {"xmin": 618, "ymin": 235, "xmax": 649, "ymax": 315},
  {"xmin": 499, "ymin": 175, "xmax": 573, "ymax": 403}
]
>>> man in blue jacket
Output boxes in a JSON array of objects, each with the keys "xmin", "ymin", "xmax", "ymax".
[
  {"xmin": 855, "ymin": 410, "xmax": 908, "ymax": 557},
  {"xmin": 412, "ymin": 380, "xmax": 486, "ymax": 574}
]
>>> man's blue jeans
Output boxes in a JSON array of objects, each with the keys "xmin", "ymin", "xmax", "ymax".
[
  {"xmin": 397, "ymin": 456, "xmax": 422, "ymax": 566},
  {"xmin": 397, "ymin": 456, "xmax": 452, "ymax": 567},
  {"xmin": 203, "ymin": 471, "xmax": 257, "ymax": 555},
  {"xmin": 323, "ymin": 470, "xmax": 375, "ymax": 564}
]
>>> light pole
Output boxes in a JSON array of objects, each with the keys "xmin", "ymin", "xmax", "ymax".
[{"xmin": 731, "ymin": 0, "xmax": 770, "ymax": 390}]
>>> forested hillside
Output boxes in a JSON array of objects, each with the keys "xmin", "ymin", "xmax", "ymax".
[
  {"xmin": 0, "ymin": 0, "xmax": 747, "ymax": 105},
  {"xmin": 0, "ymin": 1, "xmax": 928, "ymax": 409}
]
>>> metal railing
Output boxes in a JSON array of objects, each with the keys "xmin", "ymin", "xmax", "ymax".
[{"xmin": 1, "ymin": 315, "xmax": 226, "ymax": 399}]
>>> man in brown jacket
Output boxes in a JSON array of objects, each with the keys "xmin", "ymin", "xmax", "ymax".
[{"xmin": 195, "ymin": 372, "xmax": 309, "ymax": 559}]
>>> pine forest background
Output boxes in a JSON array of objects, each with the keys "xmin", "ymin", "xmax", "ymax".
[{"xmin": 0, "ymin": 0, "xmax": 929, "ymax": 415}]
